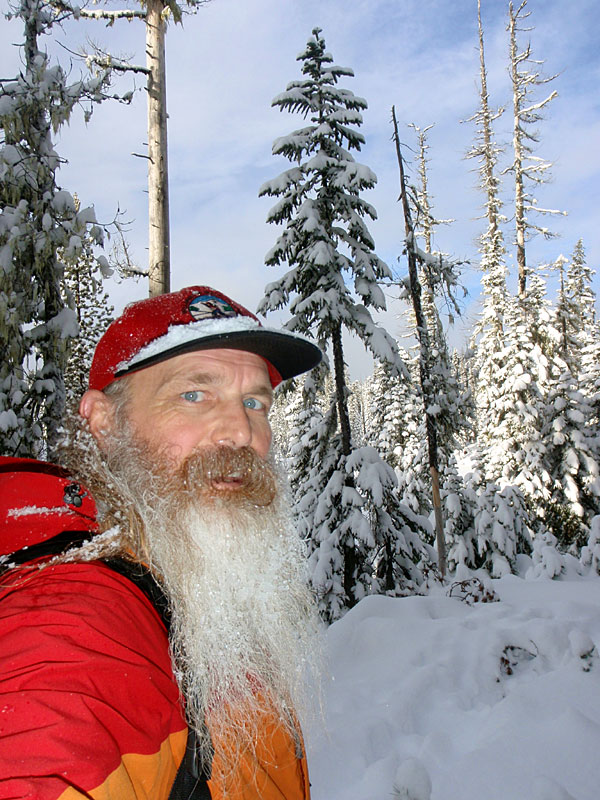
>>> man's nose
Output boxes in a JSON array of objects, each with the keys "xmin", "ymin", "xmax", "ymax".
[{"xmin": 210, "ymin": 400, "xmax": 253, "ymax": 449}]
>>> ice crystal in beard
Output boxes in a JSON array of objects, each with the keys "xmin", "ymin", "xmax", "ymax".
[
  {"xmin": 176, "ymin": 445, "xmax": 278, "ymax": 509},
  {"xmin": 132, "ymin": 448, "xmax": 321, "ymax": 780}
]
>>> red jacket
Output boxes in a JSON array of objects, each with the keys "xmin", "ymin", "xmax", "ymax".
[{"xmin": 0, "ymin": 458, "xmax": 310, "ymax": 800}]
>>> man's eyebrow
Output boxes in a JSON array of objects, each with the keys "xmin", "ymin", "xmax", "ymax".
[
  {"xmin": 158, "ymin": 371, "xmax": 218, "ymax": 390},
  {"xmin": 160, "ymin": 371, "xmax": 273, "ymax": 398}
]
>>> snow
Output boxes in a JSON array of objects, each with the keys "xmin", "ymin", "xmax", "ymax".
[
  {"xmin": 122, "ymin": 316, "xmax": 261, "ymax": 368},
  {"xmin": 7, "ymin": 505, "xmax": 74, "ymax": 518},
  {"xmin": 305, "ymin": 573, "xmax": 600, "ymax": 800}
]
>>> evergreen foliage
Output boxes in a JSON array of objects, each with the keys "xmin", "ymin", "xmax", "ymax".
[
  {"xmin": 444, "ymin": 463, "xmax": 478, "ymax": 573},
  {"xmin": 542, "ymin": 362, "xmax": 600, "ymax": 547},
  {"xmin": 473, "ymin": 483, "xmax": 532, "ymax": 577},
  {"xmin": 0, "ymin": 0, "xmax": 113, "ymax": 457},
  {"xmin": 366, "ymin": 358, "xmax": 416, "ymax": 470},
  {"xmin": 258, "ymin": 27, "xmax": 400, "ymax": 371},
  {"xmin": 526, "ymin": 528, "xmax": 565, "ymax": 580},
  {"xmin": 581, "ymin": 516, "xmax": 600, "ymax": 576},
  {"xmin": 60, "ymin": 209, "xmax": 114, "ymax": 414},
  {"xmin": 260, "ymin": 28, "xmax": 425, "ymax": 620}
]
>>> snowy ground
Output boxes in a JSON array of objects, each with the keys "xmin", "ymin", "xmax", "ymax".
[{"xmin": 305, "ymin": 565, "xmax": 600, "ymax": 800}]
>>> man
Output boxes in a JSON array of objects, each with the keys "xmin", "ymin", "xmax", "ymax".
[{"xmin": 0, "ymin": 285, "xmax": 323, "ymax": 800}]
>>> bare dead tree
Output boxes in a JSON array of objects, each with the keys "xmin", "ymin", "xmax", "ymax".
[
  {"xmin": 466, "ymin": 0, "xmax": 505, "ymax": 240},
  {"xmin": 56, "ymin": 0, "xmax": 212, "ymax": 297},
  {"xmin": 392, "ymin": 105, "xmax": 447, "ymax": 579},
  {"xmin": 506, "ymin": 0, "xmax": 564, "ymax": 297},
  {"xmin": 146, "ymin": 0, "xmax": 171, "ymax": 296}
]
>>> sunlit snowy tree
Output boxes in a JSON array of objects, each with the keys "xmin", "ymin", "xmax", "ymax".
[
  {"xmin": 473, "ymin": 482, "xmax": 532, "ymax": 577},
  {"xmin": 0, "ymin": 0, "xmax": 113, "ymax": 457},
  {"xmin": 554, "ymin": 240, "xmax": 598, "ymax": 378},
  {"xmin": 259, "ymin": 28, "xmax": 421, "ymax": 619},
  {"xmin": 366, "ymin": 356, "xmax": 416, "ymax": 471},
  {"xmin": 60, "ymin": 211, "xmax": 114, "ymax": 414},
  {"xmin": 468, "ymin": 0, "xmax": 510, "ymax": 446},
  {"xmin": 444, "ymin": 462, "xmax": 478, "ymax": 574},
  {"xmin": 542, "ymin": 360, "xmax": 600, "ymax": 550}
]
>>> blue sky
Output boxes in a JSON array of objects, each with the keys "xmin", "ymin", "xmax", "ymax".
[{"xmin": 2, "ymin": 0, "xmax": 599, "ymax": 376}]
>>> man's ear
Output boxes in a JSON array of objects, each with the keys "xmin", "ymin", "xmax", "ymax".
[{"xmin": 79, "ymin": 389, "xmax": 115, "ymax": 450}]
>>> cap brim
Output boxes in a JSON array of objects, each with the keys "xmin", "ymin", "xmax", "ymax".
[{"xmin": 113, "ymin": 329, "xmax": 322, "ymax": 383}]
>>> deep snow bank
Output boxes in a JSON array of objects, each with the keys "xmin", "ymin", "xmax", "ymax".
[{"xmin": 306, "ymin": 575, "xmax": 600, "ymax": 800}]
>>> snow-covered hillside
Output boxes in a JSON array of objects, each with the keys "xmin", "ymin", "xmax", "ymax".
[{"xmin": 306, "ymin": 568, "xmax": 600, "ymax": 800}]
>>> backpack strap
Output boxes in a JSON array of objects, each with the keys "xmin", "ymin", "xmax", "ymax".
[
  {"xmin": 1, "ymin": 531, "xmax": 212, "ymax": 800},
  {"xmin": 2, "ymin": 529, "xmax": 94, "ymax": 568},
  {"xmin": 167, "ymin": 726, "xmax": 212, "ymax": 800}
]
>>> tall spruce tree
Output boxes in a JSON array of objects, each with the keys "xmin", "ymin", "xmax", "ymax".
[
  {"xmin": 259, "ymin": 28, "xmax": 423, "ymax": 620},
  {"xmin": 0, "ymin": 0, "xmax": 113, "ymax": 458}
]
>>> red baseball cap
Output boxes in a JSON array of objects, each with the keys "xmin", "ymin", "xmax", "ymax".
[{"xmin": 89, "ymin": 286, "xmax": 322, "ymax": 391}]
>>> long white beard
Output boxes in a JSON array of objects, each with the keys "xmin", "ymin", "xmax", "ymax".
[
  {"xmin": 69, "ymin": 429, "xmax": 322, "ymax": 779},
  {"xmin": 142, "ymin": 478, "xmax": 320, "ymax": 773}
]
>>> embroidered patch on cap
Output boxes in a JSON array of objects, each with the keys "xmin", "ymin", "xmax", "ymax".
[{"xmin": 188, "ymin": 294, "xmax": 237, "ymax": 321}]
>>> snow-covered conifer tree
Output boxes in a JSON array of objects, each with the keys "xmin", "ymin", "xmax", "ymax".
[
  {"xmin": 392, "ymin": 122, "xmax": 469, "ymax": 537},
  {"xmin": 0, "ymin": 0, "xmax": 112, "ymax": 457},
  {"xmin": 60, "ymin": 214, "xmax": 114, "ymax": 414},
  {"xmin": 553, "ymin": 254, "xmax": 579, "ymax": 368},
  {"xmin": 467, "ymin": 0, "xmax": 510, "ymax": 445},
  {"xmin": 484, "ymin": 281, "xmax": 552, "ymax": 502},
  {"xmin": 542, "ymin": 360, "xmax": 600, "ymax": 550},
  {"xmin": 526, "ymin": 528, "xmax": 565, "ymax": 580},
  {"xmin": 268, "ymin": 380, "xmax": 303, "ymax": 464},
  {"xmin": 408, "ymin": 122, "xmax": 469, "ymax": 457},
  {"xmin": 444, "ymin": 461, "xmax": 478, "ymax": 574},
  {"xmin": 366, "ymin": 356, "xmax": 416, "ymax": 470},
  {"xmin": 259, "ymin": 28, "xmax": 421, "ymax": 618},
  {"xmin": 566, "ymin": 240, "xmax": 596, "ymax": 331},
  {"xmin": 392, "ymin": 109, "xmax": 468, "ymax": 575},
  {"xmin": 581, "ymin": 516, "xmax": 600, "ymax": 576},
  {"xmin": 555, "ymin": 240, "xmax": 598, "ymax": 381},
  {"xmin": 473, "ymin": 483, "xmax": 532, "ymax": 577}
]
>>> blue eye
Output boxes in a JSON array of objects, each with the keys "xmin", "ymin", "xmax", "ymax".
[
  {"xmin": 182, "ymin": 390, "xmax": 205, "ymax": 403},
  {"xmin": 243, "ymin": 397, "xmax": 264, "ymax": 410}
]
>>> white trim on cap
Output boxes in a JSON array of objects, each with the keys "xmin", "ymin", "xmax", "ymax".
[{"xmin": 120, "ymin": 316, "xmax": 262, "ymax": 371}]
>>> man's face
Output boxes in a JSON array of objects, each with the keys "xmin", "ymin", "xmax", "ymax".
[{"xmin": 113, "ymin": 348, "xmax": 273, "ymax": 469}]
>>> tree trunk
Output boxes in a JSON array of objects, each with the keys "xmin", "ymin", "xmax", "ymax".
[
  {"xmin": 392, "ymin": 105, "xmax": 447, "ymax": 579},
  {"xmin": 146, "ymin": 0, "xmax": 170, "ymax": 297},
  {"xmin": 508, "ymin": 1, "xmax": 527, "ymax": 297},
  {"xmin": 332, "ymin": 322, "xmax": 358, "ymax": 603},
  {"xmin": 332, "ymin": 322, "xmax": 352, "ymax": 457},
  {"xmin": 477, "ymin": 0, "xmax": 499, "ymax": 238}
]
